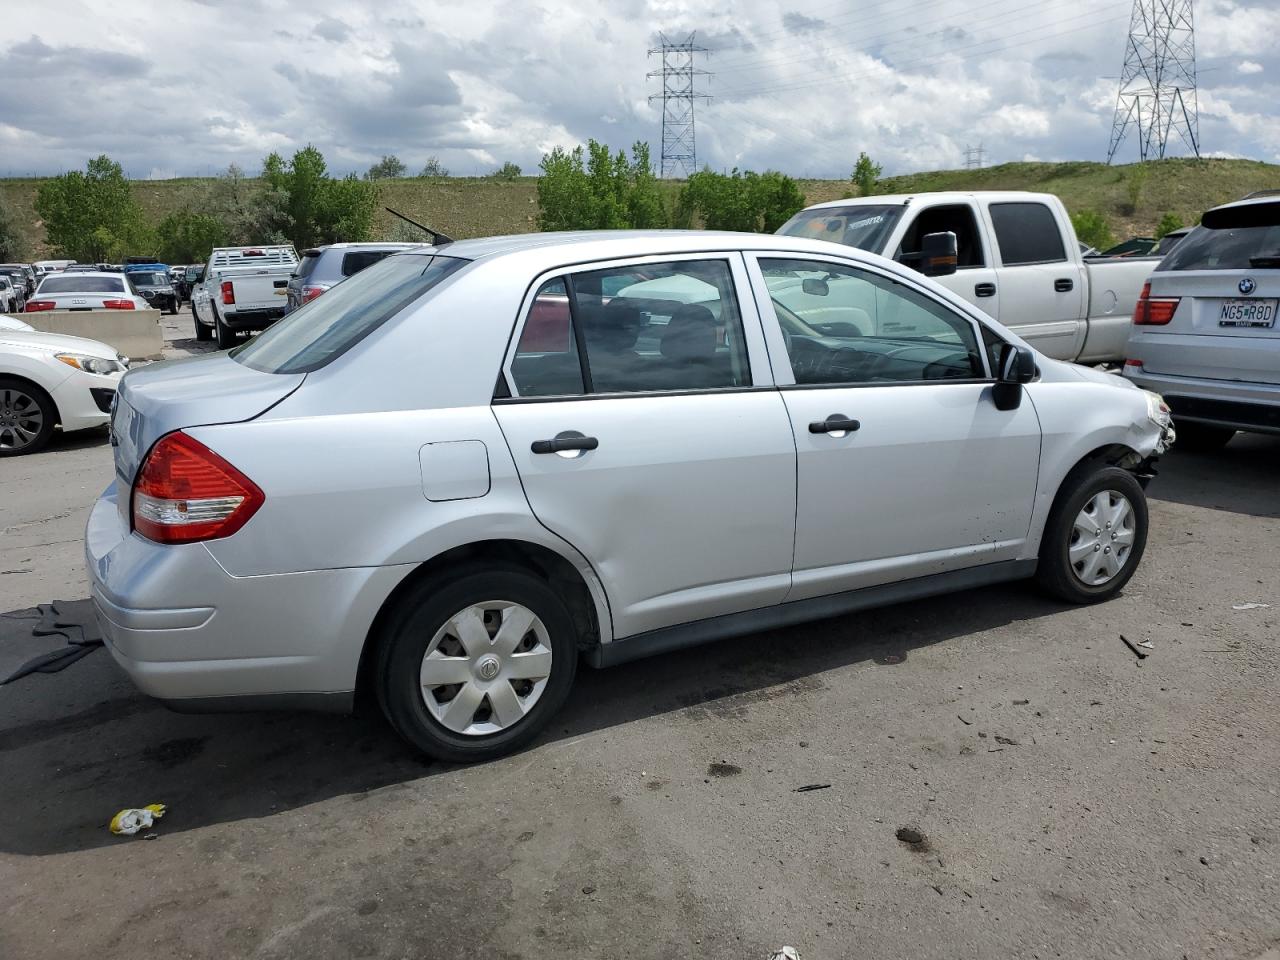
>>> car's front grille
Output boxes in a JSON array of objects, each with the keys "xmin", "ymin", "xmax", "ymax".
[
  {"xmin": 1167, "ymin": 394, "xmax": 1280, "ymax": 432},
  {"xmin": 90, "ymin": 388, "xmax": 116, "ymax": 414}
]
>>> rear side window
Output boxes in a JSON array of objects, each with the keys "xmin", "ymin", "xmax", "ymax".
[
  {"xmin": 989, "ymin": 202, "xmax": 1067, "ymax": 265},
  {"xmin": 1161, "ymin": 224, "xmax": 1280, "ymax": 271},
  {"xmin": 232, "ymin": 254, "xmax": 468, "ymax": 374},
  {"xmin": 341, "ymin": 250, "xmax": 397, "ymax": 277},
  {"xmin": 38, "ymin": 276, "xmax": 124, "ymax": 294}
]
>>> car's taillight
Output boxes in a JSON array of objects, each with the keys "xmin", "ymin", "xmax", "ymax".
[
  {"xmin": 102, "ymin": 299, "xmax": 136, "ymax": 310},
  {"xmin": 1132, "ymin": 281, "xmax": 1179, "ymax": 325},
  {"xmin": 221, "ymin": 281, "xmax": 235, "ymax": 305},
  {"xmin": 1124, "ymin": 358, "xmax": 1143, "ymax": 368},
  {"xmin": 25, "ymin": 300, "xmax": 55, "ymax": 312},
  {"xmin": 132, "ymin": 432, "xmax": 264, "ymax": 544},
  {"xmin": 301, "ymin": 283, "xmax": 330, "ymax": 304}
]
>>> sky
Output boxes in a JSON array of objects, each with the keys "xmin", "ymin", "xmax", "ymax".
[{"xmin": 1, "ymin": 0, "xmax": 1277, "ymax": 181}]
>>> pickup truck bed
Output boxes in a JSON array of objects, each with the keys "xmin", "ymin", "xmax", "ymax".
[{"xmin": 194, "ymin": 245, "xmax": 298, "ymax": 347}]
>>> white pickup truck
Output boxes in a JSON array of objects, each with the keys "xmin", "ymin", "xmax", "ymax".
[
  {"xmin": 777, "ymin": 191, "xmax": 1157, "ymax": 364},
  {"xmin": 193, "ymin": 245, "xmax": 299, "ymax": 348}
]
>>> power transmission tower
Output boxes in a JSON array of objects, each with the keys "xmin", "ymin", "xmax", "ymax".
[
  {"xmin": 964, "ymin": 144, "xmax": 986, "ymax": 169},
  {"xmin": 647, "ymin": 33, "xmax": 712, "ymax": 177},
  {"xmin": 1106, "ymin": 0, "xmax": 1200, "ymax": 163}
]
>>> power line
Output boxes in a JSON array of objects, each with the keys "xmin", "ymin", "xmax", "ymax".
[
  {"xmin": 964, "ymin": 143, "xmax": 987, "ymax": 168},
  {"xmin": 647, "ymin": 33, "xmax": 712, "ymax": 178},
  {"xmin": 1106, "ymin": 0, "xmax": 1200, "ymax": 162}
]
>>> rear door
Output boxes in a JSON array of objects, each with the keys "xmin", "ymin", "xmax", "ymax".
[
  {"xmin": 492, "ymin": 253, "xmax": 798, "ymax": 639},
  {"xmin": 985, "ymin": 200, "xmax": 1086, "ymax": 359},
  {"xmin": 891, "ymin": 201, "xmax": 1001, "ymax": 319}
]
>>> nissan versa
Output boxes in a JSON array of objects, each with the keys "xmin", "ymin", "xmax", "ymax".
[{"xmin": 87, "ymin": 231, "xmax": 1174, "ymax": 762}]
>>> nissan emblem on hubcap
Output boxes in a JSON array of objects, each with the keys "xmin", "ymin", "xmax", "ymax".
[{"xmin": 477, "ymin": 656, "xmax": 500, "ymax": 680}]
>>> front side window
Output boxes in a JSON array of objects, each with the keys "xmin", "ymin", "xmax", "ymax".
[
  {"xmin": 508, "ymin": 259, "xmax": 752, "ymax": 397},
  {"xmin": 760, "ymin": 258, "xmax": 984, "ymax": 385},
  {"xmin": 895, "ymin": 204, "xmax": 986, "ymax": 269},
  {"xmin": 989, "ymin": 202, "xmax": 1067, "ymax": 265}
]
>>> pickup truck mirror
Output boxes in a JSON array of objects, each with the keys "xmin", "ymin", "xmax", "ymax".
[
  {"xmin": 918, "ymin": 231, "xmax": 958, "ymax": 277},
  {"xmin": 992, "ymin": 344, "xmax": 1037, "ymax": 411}
]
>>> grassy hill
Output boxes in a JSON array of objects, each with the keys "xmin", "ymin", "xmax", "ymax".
[{"xmin": 4, "ymin": 158, "xmax": 1279, "ymax": 259}]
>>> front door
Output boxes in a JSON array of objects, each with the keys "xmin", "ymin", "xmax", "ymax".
[
  {"xmin": 747, "ymin": 254, "xmax": 1042, "ymax": 602},
  {"xmin": 891, "ymin": 200, "xmax": 1002, "ymax": 320},
  {"xmin": 492, "ymin": 254, "xmax": 797, "ymax": 639}
]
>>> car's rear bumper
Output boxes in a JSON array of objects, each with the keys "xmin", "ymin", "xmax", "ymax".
[
  {"xmin": 85, "ymin": 482, "xmax": 409, "ymax": 710},
  {"xmin": 1123, "ymin": 365, "xmax": 1280, "ymax": 434},
  {"xmin": 222, "ymin": 307, "xmax": 285, "ymax": 330}
]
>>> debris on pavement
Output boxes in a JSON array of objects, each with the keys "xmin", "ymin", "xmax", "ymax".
[
  {"xmin": 793, "ymin": 783, "xmax": 831, "ymax": 793},
  {"xmin": 1136, "ymin": 639, "xmax": 1154, "ymax": 650},
  {"xmin": 896, "ymin": 826, "xmax": 930, "ymax": 852},
  {"xmin": 1232, "ymin": 602, "xmax": 1270, "ymax": 611},
  {"xmin": 993, "ymin": 735, "xmax": 1018, "ymax": 745},
  {"xmin": 1, "ymin": 600, "xmax": 104, "ymax": 685},
  {"xmin": 768, "ymin": 948, "xmax": 800, "ymax": 960},
  {"xmin": 1120, "ymin": 634, "xmax": 1148, "ymax": 660},
  {"xmin": 110, "ymin": 804, "xmax": 167, "ymax": 836},
  {"xmin": 957, "ymin": 714, "xmax": 972, "ymax": 725}
]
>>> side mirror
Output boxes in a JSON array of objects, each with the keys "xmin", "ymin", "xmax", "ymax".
[
  {"xmin": 801, "ymin": 277, "xmax": 829, "ymax": 296},
  {"xmin": 993, "ymin": 344, "xmax": 1036, "ymax": 411},
  {"xmin": 919, "ymin": 231, "xmax": 958, "ymax": 277}
]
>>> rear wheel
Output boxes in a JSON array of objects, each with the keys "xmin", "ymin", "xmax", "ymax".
[
  {"xmin": 375, "ymin": 566, "xmax": 579, "ymax": 762},
  {"xmin": 0, "ymin": 378, "xmax": 56, "ymax": 457},
  {"xmin": 214, "ymin": 310, "xmax": 236, "ymax": 349},
  {"xmin": 1036, "ymin": 465, "xmax": 1148, "ymax": 604},
  {"xmin": 1174, "ymin": 420, "xmax": 1234, "ymax": 452}
]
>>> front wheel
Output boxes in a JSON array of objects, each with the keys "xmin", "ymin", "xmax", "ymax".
[
  {"xmin": 0, "ymin": 378, "xmax": 56, "ymax": 456},
  {"xmin": 375, "ymin": 566, "xmax": 579, "ymax": 762},
  {"xmin": 1036, "ymin": 465, "xmax": 1148, "ymax": 604}
]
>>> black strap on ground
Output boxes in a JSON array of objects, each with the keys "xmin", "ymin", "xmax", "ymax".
[{"xmin": 0, "ymin": 600, "xmax": 105, "ymax": 686}]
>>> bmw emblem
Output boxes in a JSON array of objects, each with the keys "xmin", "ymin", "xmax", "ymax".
[{"xmin": 1239, "ymin": 277, "xmax": 1256, "ymax": 295}]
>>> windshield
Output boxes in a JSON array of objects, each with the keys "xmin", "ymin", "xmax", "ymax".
[
  {"xmin": 1161, "ymin": 223, "xmax": 1280, "ymax": 271},
  {"xmin": 776, "ymin": 204, "xmax": 905, "ymax": 252},
  {"xmin": 128, "ymin": 272, "xmax": 168, "ymax": 286},
  {"xmin": 233, "ymin": 253, "xmax": 468, "ymax": 374},
  {"xmin": 38, "ymin": 276, "xmax": 125, "ymax": 294}
]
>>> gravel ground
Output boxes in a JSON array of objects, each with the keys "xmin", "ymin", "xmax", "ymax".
[{"xmin": 1, "ymin": 313, "xmax": 1277, "ymax": 960}]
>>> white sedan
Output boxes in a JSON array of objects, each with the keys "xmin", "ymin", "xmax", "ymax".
[
  {"xmin": 0, "ymin": 327, "xmax": 128, "ymax": 455},
  {"xmin": 27, "ymin": 271, "xmax": 148, "ymax": 312}
]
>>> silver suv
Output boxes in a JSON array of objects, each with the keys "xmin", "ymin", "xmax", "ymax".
[
  {"xmin": 1124, "ymin": 194, "xmax": 1280, "ymax": 449},
  {"xmin": 88, "ymin": 232, "xmax": 1172, "ymax": 762},
  {"xmin": 285, "ymin": 242, "xmax": 426, "ymax": 313}
]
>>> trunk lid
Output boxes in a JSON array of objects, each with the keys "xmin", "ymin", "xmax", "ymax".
[{"xmin": 111, "ymin": 352, "xmax": 304, "ymax": 524}]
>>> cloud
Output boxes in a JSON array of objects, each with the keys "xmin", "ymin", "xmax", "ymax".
[
  {"xmin": 1237, "ymin": 60, "xmax": 1263, "ymax": 75},
  {"xmin": 312, "ymin": 17, "xmax": 349, "ymax": 43},
  {"xmin": 781, "ymin": 12, "xmax": 825, "ymax": 35}
]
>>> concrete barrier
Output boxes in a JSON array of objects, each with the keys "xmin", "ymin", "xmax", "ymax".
[{"xmin": 21, "ymin": 309, "xmax": 166, "ymax": 361}]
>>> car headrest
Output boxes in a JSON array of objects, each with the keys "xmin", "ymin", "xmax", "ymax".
[
  {"xmin": 582, "ymin": 302, "xmax": 643, "ymax": 353},
  {"xmin": 660, "ymin": 304, "xmax": 719, "ymax": 362}
]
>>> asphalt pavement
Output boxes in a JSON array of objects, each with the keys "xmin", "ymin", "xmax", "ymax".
[{"xmin": 1, "ymin": 313, "xmax": 1277, "ymax": 960}]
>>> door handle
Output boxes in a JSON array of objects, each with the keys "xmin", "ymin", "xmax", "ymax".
[
  {"xmin": 1054, "ymin": 278, "xmax": 1074, "ymax": 292},
  {"xmin": 808, "ymin": 415, "xmax": 861, "ymax": 435},
  {"xmin": 975, "ymin": 282, "xmax": 996, "ymax": 298},
  {"xmin": 531, "ymin": 432, "xmax": 599, "ymax": 455}
]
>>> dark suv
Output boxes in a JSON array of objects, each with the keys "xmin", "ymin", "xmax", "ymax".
[{"xmin": 285, "ymin": 242, "xmax": 426, "ymax": 314}]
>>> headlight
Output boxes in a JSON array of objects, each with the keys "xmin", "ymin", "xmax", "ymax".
[
  {"xmin": 1142, "ymin": 389, "xmax": 1172, "ymax": 427},
  {"xmin": 55, "ymin": 354, "xmax": 126, "ymax": 375}
]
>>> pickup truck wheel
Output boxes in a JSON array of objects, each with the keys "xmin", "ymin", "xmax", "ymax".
[
  {"xmin": 1036, "ymin": 465, "xmax": 1147, "ymax": 604},
  {"xmin": 0, "ymin": 378, "xmax": 56, "ymax": 457},
  {"xmin": 375, "ymin": 566, "xmax": 578, "ymax": 763},
  {"xmin": 1173, "ymin": 420, "xmax": 1234, "ymax": 452},
  {"xmin": 214, "ymin": 311, "xmax": 237, "ymax": 349}
]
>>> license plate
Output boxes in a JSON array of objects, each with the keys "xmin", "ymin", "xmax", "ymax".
[{"xmin": 1219, "ymin": 298, "xmax": 1277, "ymax": 328}]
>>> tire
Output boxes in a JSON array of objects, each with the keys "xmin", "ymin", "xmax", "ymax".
[
  {"xmin": 0, "ymin": 377, "xmax": 57, "ymax": 457},
  {"xmin": 1036, "ymin": 464, "xmax": 1148, "ymax": 604},
  {"xmin": 375, "ymin": 565, "xmax": 579, "ymax": 762},
  {"xmin": 1174, "ymin": 420, "xmax": 1234, "ymax": 452},
  {"xmin": 214, "ymin": 309, "xmax": 237, "ymax": 349}
]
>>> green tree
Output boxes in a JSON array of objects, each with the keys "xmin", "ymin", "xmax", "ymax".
[
  {"xmin": 490, "ymin": 161, "xmax": 523, "ymax": 180},
  {"xmin": 536, "ymin": 140, "xmax": 667, "ymax": 231},
  {"xmin": 419, "ymin": 156, "xmax": 450, "ymax": 178},
  {"xmin": 155, "ymin": 210, "xmax": 229, "ymax": 264},
  {"xmin": 0, "ymin": 198, "xmax": 22, "ymax": 261},
  {"xmin": 1071, "ymin": 210, "xmax": 1114, "ymax": 251},
  {"xmin": 261, "ymin": 146, "xmax": 380, "ymax": 248},
  {"xmin": 1122, "ymin": 163, "xmax": 1149, "ymax": 215},
  {"xmin": 1155, "ymin": 211, "xmax": 1185, "ymax": 240},
  {"xmin": 852, "ymin": 152, "xmax": 883, "ymax": 197},
  {"xmin": 365, "ymin": 155, "xmax": 407, "ymax": 180},
  {"xmin": 678, "ymin": 168, "xmax": 806, "ymax": 233},
  {"xmin": 34, "ymin": 155, "xmax": 149, "ymax": 262}
]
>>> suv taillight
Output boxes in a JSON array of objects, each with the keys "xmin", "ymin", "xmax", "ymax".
[
  {"xmin": 221, "ymin": 281, "xmax": 235, "ymax": 305},
  {"xmin": 1132, "ymin": 281, "xmax": 1180, "ymax": 325},
  {"xmin": 132, "ymin": 432, "xmax": 264, "ymax": 544},
  {"xmin": 301, "ymin": 283, "xmax": 330, "ymax": 304}
]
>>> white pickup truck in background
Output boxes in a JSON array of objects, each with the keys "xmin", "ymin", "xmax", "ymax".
[
  {"xmin": 778, "ymin": 191, "xmax": 1157, "ymax": 364},
  {"xmin": 193, "ymin": 245, "xmax": 299, "ymax": 348}
]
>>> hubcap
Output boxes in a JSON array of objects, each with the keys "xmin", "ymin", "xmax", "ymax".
[
  {"xmin": 1068, "ymin": 489, "xmax": 1136, "ymax": 586},
  {"xmin": 0, "ymin": 387, "xmax": 43, "ymax": 451},
  {"xmin": 420, "ymin": 601, "xmax": 553, "ymax": 736}
]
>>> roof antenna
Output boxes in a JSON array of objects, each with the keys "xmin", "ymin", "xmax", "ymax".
[{"xmin": 384, "ymin": 207, "xmax": 453, "ymax": 246}]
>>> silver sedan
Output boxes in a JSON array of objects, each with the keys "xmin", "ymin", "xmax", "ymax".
[{"xmin": 87, "ymin": 231, "xmax": 1173, "ymax": 761}]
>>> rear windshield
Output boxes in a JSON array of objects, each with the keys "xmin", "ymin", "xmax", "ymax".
[
  {"xmin": 1161, "ymin": 223, "xmax": 1280, "ymax": 271},
  {"xmin": 295, "ymin": 251, "xmax": 322, "ymax": 281},
  {"xmin": 232, "ymin": 253, "xmax": 468, "ymax": 374},
  {"xmin": 38, "ymin": 276, "xmax": 124, "ymax": 293},
  {"xmin": 776, "ymin": 204, "xmax": 905, "ymax": 252}
]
